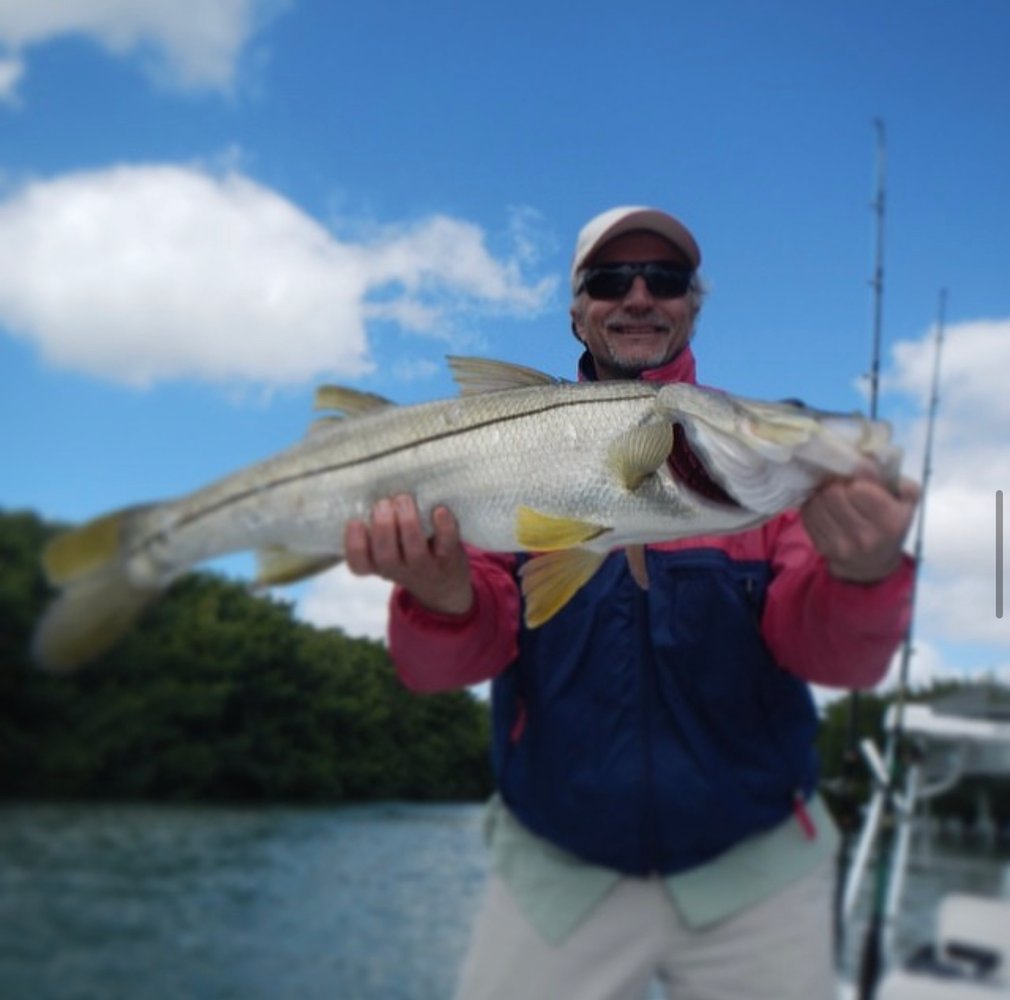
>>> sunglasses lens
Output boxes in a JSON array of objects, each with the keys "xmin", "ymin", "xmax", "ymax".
[
  {"xmin": 581, "ymin": 264, "xmax": 692, "ymax": 300},
  {"xmin": 583, "ymin": 270, "xmax": 631, "ymax": 299},
  {"xmin": 646, "ymin": 267, "xmax": 692, "ymax": 298}
]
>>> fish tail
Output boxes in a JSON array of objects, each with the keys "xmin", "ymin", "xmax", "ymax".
[{"xmin": 32, "ymin": 506, "xmax": 164, "ymax": 672}]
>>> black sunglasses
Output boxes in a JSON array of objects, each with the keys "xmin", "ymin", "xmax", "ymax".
[{"xmin": 577, "ymin": 262, "xmax": 694, "ymax": 301}]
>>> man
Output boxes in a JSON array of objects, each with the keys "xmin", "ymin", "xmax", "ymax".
[{"xmin": 344, "ymin": 207, "xmax": 918, "ymax": 999}]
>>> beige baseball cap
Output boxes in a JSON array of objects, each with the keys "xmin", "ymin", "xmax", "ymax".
[{"xmin": 570, "ymin": 206, "xmax": 701, "ymax": 293}]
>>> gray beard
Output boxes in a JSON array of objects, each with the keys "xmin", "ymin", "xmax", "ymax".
[{"xmin": 596, "ymin": 343, "xmax": 679, "ymax": 379}]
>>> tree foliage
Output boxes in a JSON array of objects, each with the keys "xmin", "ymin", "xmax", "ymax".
[
  {"xmin": 0, "ymin": 509, "xmax": 492, "ymax": 803},
  {"xmin": 4, "ymin": 507, "xmax": 1004, "ymax": 820}
]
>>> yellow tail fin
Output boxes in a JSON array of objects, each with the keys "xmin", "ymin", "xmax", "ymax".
[{"xmin": 33, "ymin": 507, "xmax": 163, "ymax": 672}]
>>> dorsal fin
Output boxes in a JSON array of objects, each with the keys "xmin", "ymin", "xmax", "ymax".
[
  {"xmin": 313, "ymin": 385, "xmax": 395, "ymax": 415},
  {"xmin": 447, "ymin": 356, "xmax": 563, "ymax": 396}
]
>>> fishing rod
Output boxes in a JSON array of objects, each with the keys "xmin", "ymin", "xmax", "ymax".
[
  {"xmin": 891, "ymin": 288, "xmax": 946, "ymax": 721},
  {"xmin": 868, "ymin": 118, "xmax": 887, "ymax": 421},
  {"xmin": 856, "ymin": 289, "xmax": 948, "ymax": 1000},
  {"xmin": 833, "ymin": 118, "xmax": 888, "ymax": 965}
]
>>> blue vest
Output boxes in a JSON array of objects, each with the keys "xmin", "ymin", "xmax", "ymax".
[{"xmin": 491, "ymin": 546, "xmax": 819, "ymax": 876}]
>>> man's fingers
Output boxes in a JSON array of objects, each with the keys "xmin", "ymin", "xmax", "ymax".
[
  {"xmin": 343, "ymin": 519, "xmax": 375, "ymax": 576},
  {"xmin": 367, "ymin": 498, "xmax": 405, "ymax": 572},
  {"xmin": 394, "ymin": 494, "xmax": 431, "ymax": 564},
  {"xmin": 896, "ymin": 476, "xmax": 922, "ymax": 506},
  {"xmin": 346, "ymin": 495, "xmax": 449, "ymax": 576},
  {"xmin": 431, "ymin": 505, "xmax": 463, "ymax": 560}
]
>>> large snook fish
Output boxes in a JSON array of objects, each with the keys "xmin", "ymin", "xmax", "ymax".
[{"xmin": 33, "ymin": 357, "xmax": 901, "ymax": 671}]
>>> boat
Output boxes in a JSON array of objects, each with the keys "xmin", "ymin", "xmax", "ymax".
[{"xmin": 839, "ymin": 687, "xmax": 1010, "ymax": 997}]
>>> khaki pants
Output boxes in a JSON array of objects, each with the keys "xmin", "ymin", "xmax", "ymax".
[{"xmin": 454, "ymin": 859, "xmax": 836, "ymax": 1000}]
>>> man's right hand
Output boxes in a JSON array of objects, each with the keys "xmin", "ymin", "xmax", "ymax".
[{"xmin": 343, "ymin": 494, "xmax": 474, "ymax": 616}]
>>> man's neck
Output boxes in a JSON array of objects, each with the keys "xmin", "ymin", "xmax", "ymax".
[{"xmin": 577, "ymin": 346, "xmax": 697, "ymax": 385}]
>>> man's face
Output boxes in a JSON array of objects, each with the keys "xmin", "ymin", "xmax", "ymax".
[{"xmin": 570, "ymin": 231, "xmax": 697, "ymax": 381}]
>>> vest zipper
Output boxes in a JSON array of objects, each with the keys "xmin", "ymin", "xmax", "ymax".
[
  {"xmin": 744, "ymin": 574, "xmax": 762, "ymax": 625},
  {"xmin": 636, "ymin": 578, "xmax": 660, "ymax": 873}
]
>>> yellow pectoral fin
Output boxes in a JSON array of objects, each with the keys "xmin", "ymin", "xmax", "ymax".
[
  {"xmin": 514, "ymin": 506, "xmax": 610, "ymax": 551},
  {"xmin": 608, "ymin": 420, "xmax": 674, "ymax": 490},
  {"xmin": 519, "ymin": 548, "xmax": 607, "ymax": 628},
  {"xmin": 253, "ymin": 547, "xmax": 343, "ymax": 588}
]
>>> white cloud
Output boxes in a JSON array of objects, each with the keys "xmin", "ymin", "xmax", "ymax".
[
  {"xmin": 295, "ymin": 565, "xmax": 394, "ymax": 643},
  {"xmin": 0, "ymin": 163, "xmax": 555, "ymax": 387},
  {"xmin": 0, "ymin": 0, "xmax": 286, "ymax": 97},
  {"xmin": 883, "ymin": 316, "xmax": 1010, "ymax": 679},
  {"xmin": 888, "ymin": 318, "xmax": 1010, "ymax": 425},
  {"xmin": 361, "ymin": 215, "xmax": 551, "ymax": 311},
  {"xmin": 505, "ymin": 204, "xmax": 557, "ymax": 269},
  {"xmin": 0, "ymin": 52, "xmax": 23, "ymax": 103}
]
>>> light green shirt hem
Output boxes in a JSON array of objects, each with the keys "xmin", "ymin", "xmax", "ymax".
[{"xmin": 484, "ymin": 794, "xmax": 839, "ymax": 945}]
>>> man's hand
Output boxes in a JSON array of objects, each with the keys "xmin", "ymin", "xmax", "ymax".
[
  {"xmin": 344, "ymin": 494, "xmax": 474, "ymax": 615},
  {"xmin": 801, "ymin": 473, "xmax": 920, "ymax": 584}
]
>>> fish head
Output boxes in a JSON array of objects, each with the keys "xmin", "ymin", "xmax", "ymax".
[{"xmin": 655, "ymin": 383, "xmax": 903, "ymax": 515}]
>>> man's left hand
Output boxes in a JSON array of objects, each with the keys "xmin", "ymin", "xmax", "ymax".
[{"xmin": 801, "ymin": 474, "xmax": 920, "ymax": 584}]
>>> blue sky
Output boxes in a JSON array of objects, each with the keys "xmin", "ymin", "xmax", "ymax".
[{"xmin": 1, "ymin": 0, "xmax": 1008, "ymax": 689}]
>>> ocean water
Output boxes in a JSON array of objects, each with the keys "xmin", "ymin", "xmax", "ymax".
[
  {"xmin": 1, "ymin": 802, "xmax": 1006, "ymax": 1000},
  {"xmin": 0, "ymin": 802, "xmax": 487, "ymax": 1000}
]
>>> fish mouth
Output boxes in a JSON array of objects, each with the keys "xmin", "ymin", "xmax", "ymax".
[{"xmin": 669, "ymin": 423, "xmax": 741, "ymax": 508}]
